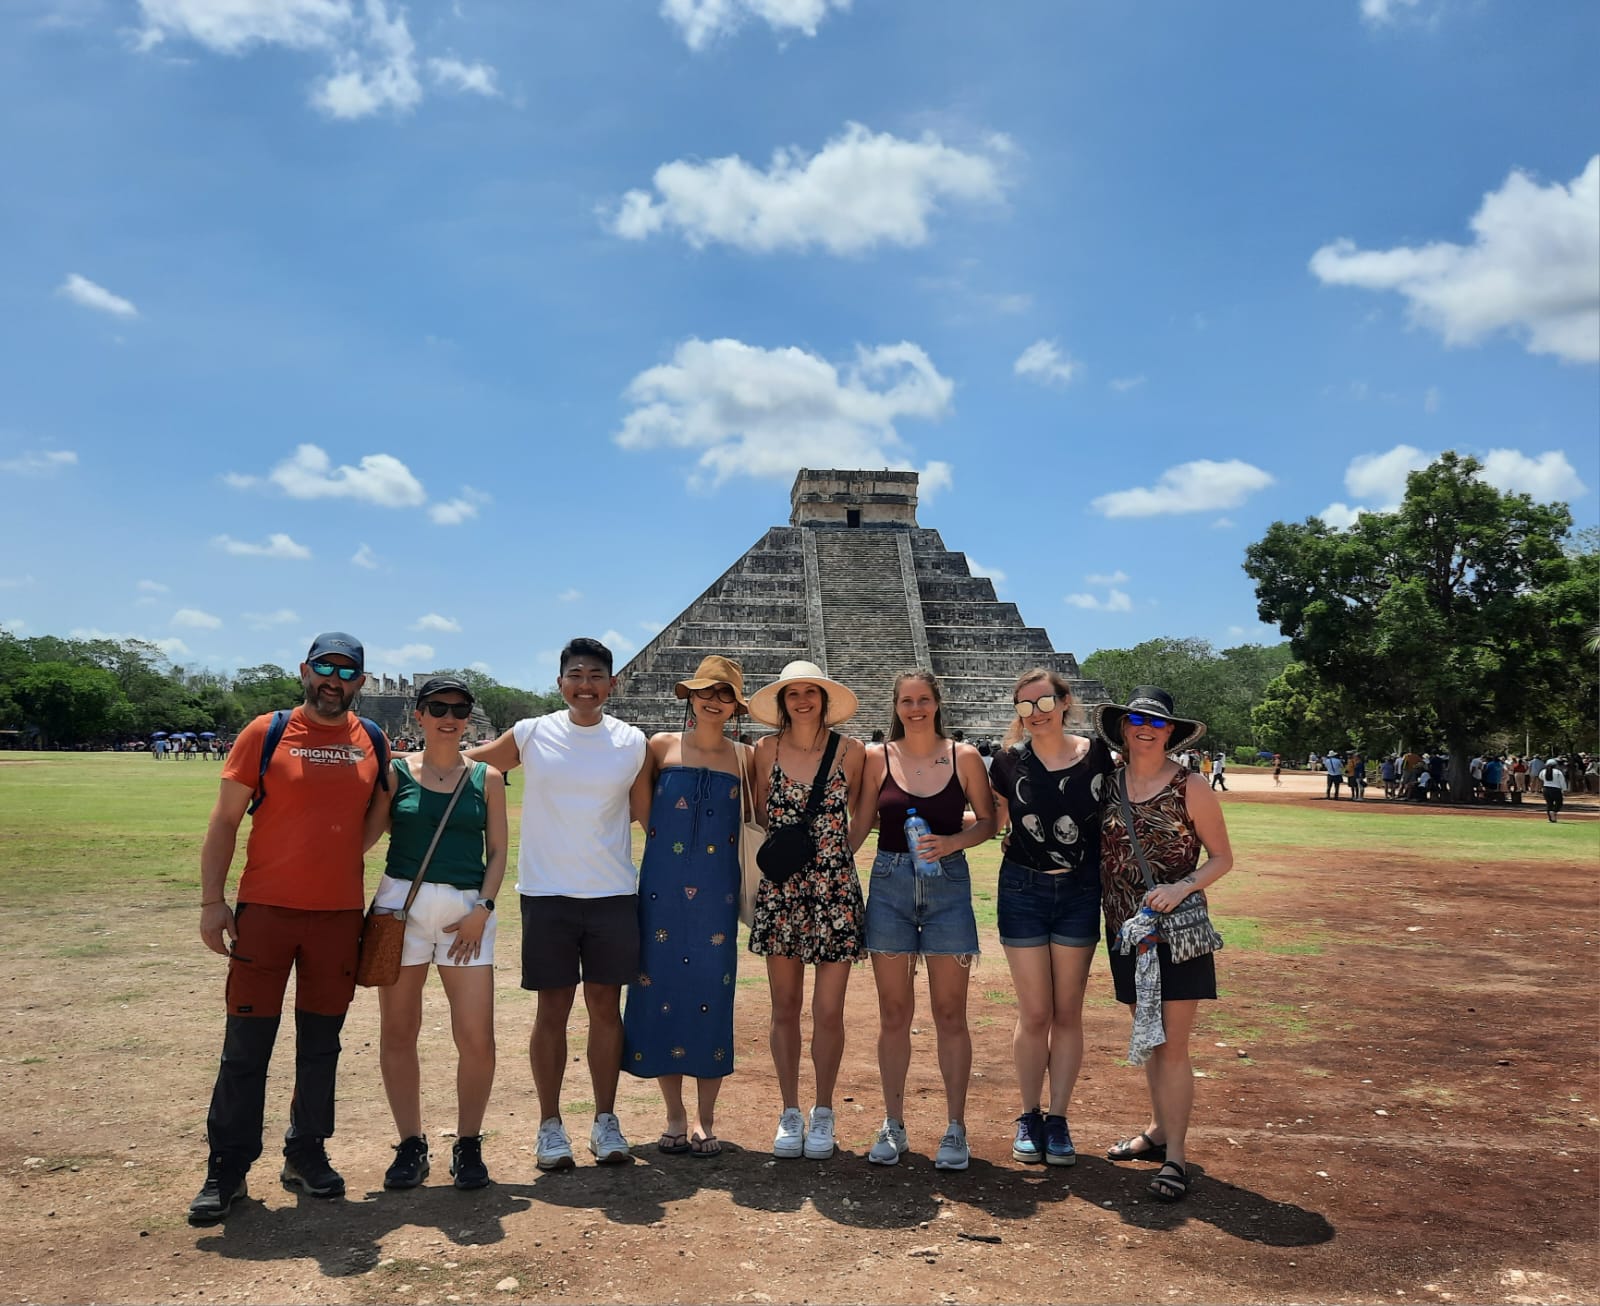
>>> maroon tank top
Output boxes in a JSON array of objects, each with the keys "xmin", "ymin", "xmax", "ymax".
[{"xmin": 877, "ymin": 742, "xmax": 966, "ymax": 851}]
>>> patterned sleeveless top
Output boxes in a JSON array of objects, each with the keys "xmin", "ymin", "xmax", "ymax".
[{"xmin": 1100, "ymin": 768, "xmax": 1202, "ymax": 937}]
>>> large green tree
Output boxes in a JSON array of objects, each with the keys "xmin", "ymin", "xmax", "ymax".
[
  {"xmin": 10, "ymin": 662, "xmax": 123, "ymax": 746},
  {"xmin": 1243, "ymin": 451, "xmax": 1588, "ymax": 797}
]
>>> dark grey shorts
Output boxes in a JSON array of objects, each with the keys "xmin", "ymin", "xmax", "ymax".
[{"xmin": 520, "ymin": 894, "xmax": 640, "ymax": 991}]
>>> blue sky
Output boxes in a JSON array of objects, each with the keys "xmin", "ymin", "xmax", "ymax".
[{"xmin": 3, "ymin": 0, "xmax": 1596, "ymax": 694}]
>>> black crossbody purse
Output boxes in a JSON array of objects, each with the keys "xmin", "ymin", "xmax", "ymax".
[
  {"xmin": 1117, "ymin": 771, "xmax": 1223, "ymax": 964},
  {"xmin": 757, "ymin": 730, "xmax": 841, "ymax": 885}
]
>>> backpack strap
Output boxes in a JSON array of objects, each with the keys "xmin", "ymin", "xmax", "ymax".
[
  {"xmin": 246, "ymin": 709, "xmax": 389, "ymax": 816},
  {"xmin": 359, "ymin": 717, "xmax": 391, "ymax": 793}
]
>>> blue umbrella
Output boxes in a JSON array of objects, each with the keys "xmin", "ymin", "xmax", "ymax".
[
  {"xmin": 150, "ymin": 731, "xmax": 169, "ymax": 739},
  {"xmin": 1256, "ymin": 749, "xmax": 1274, "ymax": 758},
  {"xmin": 199, "ymin": 731, "xmax": 217, "ymax": 739}
]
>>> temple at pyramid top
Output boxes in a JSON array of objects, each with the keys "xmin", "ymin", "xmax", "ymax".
[{"xmin": 612, "ymin": 468, "xmax": 1107, "ymax": 740}]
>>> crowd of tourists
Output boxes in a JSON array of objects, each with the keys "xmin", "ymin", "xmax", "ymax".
[
  {"xmin": 184, "ymin": 629, "xmax": 1231, "ymax": 1225},
  {"xmin": 1312, "ymin": 747, "xmax": 1593, "ymax": 819}
]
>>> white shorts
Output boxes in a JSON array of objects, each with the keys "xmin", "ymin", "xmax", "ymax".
[{"xmin": 374, "ymin": 874, "xmax": 496, "ymax": 968}]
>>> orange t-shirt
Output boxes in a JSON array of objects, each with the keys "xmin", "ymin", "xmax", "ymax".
[{"xmin": 221, "ymin": 708, "xmax": 386, "ymax": 911}]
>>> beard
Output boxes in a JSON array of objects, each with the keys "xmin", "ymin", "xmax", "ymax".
[{"xmin": 303, "ymin": 676, "xmax": 358, "ymax": 719}]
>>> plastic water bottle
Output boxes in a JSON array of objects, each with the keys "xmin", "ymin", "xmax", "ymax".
[{"xmin": 904, "ymin": 807, "xmax": 942, "ymax": 878}]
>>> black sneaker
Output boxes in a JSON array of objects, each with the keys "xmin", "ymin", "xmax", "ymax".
[
  {"xmin": 187, "ymin": 1165, "xmax": 248, "ymax": 1226},
  {"xmin": 383, "ymin": 1135, "xmax": 430, "ymax": 1190},
  {"xmin": 281, "ymin": 1138, "xmax": 345, "ymax": 1198},
  {"xmin": 450, "ymin": 1135, "xmax": 490, "ymax": 1190}
]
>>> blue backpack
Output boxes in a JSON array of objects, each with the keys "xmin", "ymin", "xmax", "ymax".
[{"xmin": 247, "ymin": 708, "xmax": 390, "ymax": 815}]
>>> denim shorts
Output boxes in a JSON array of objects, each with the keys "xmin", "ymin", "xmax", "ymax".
[
  {"xmin": 865, "ymin": 850, "xmax": 980, "ymax": 958},
  {"xmin": 996, "ymin": 859, "xmax": 1100, "ymax": 949}
]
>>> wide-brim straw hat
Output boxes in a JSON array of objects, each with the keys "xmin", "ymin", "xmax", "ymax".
[
  {"xmin": 1093, "ymin": 685, "xmax": 1207, "ymax": 755},
  {"xmin": 748, "ymin": 660, "xmax": 859, "ymax": 728},
  {"xmin": 673, "ymin": 654, "xmax": 750, "ymax": 714}
]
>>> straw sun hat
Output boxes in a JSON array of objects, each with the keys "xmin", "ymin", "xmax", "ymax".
[{"xmin": 747, "ymin": 660, "xmax": 859, "ymax": 728}]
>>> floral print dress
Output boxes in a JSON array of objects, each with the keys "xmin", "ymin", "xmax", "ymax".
[{"xmin": 747, "ymin": 742, "xmax": 865, "ymax": 964}]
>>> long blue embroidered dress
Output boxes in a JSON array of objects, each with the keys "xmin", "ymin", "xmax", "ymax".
[{"xmin": 623, "ymin": 765, "xmax": 742, "ymax": 1079}]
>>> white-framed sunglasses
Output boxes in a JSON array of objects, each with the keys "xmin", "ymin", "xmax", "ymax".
[{"xmin": 1014, "ymin": 694, "xmax": 1058, "ymax": 718}]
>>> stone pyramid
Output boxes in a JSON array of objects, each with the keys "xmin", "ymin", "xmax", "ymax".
[{"xmin": 612, "ymin": 469, "xmax": 1108, "ymax": 740}]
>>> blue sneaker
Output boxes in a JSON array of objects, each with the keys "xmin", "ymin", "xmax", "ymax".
[
  {"xmin": 1011, "ymin": 1108, "xmax": 1045, "ymax": 1164},
  {"xmin": 1044, "ymin": 1114, "xmax": 1076, "ymax": 1167}
]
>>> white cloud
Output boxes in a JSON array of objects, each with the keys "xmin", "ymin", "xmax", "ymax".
[
  {"xmin": 639, "ymin": 620, "xmax": 665, "ymax": 635},
  {"xmin": 428, "ymin": 487, "xmax": 489, "ymax": 525},
  {"xmin": 413, "ymin": 612, "xmax": 462, "ymax": 633},
  {"xmin": 369, "ymin": 641, "xmax": 434, "ymax": 670},
  {"xmin": 220, "ymin": 471, "xmax": 258, "ymax": 489},
  {"xmin": 235, "ymin": 443, "xmax": 426, "ymax": 507},
  {"xmin": 311, "ymin": 0, "xmax": 420, "ymax": 119},
  {"xmin": 172, "ymin": 608, "xmax": 222, "ymax": 629},
  {"xmin": 70, "ymin": 625, "xmax": 190, "ymax": 657},
  {"xmin": 58, "ymin": 273, "xmax": 139, "ymax": 318},
  {"xmin": 607, "ymin": 122, "xmax": 1008, "ymax": 256},
  {"xmin": 1092, "ymin": 459, "xmax": 1275, "ymax": 518},
  {"xmin": 1084, "ymin": 570, "xmax": 1129, "ymax": 585},
  {"xmin": 616, "ymin": 336, "xmax": 955, "ymax": 489},
  {"xmin": 1423, "ymin": 386, "xmax": 1441, "ymax": 414},
  {"xmin": 600, "ymin": 628, "xmax": 638, "ymax": 656},
  {"xmin": 1359, "ymin": 0, "xmax": 1430, "ymax": 26},
  {"xmin": 966, "ymin": 558, "xmax": 1006, "ymax": 586},
  {"xmin": 1110, "ymin": 375, "xmax": 1146, "ymax": 393},
  {"xmin": 136, "ymin": 579, "xmax": 169, "ymax": 594},
  {"xmin": 153, "ymin": 637, "xmax": 191, "ymax": 658},
  {"xmin": 559, "ymin": 589, "xmax": 583, "ymax": 602},
  {"xmin": 1309, "ymin": 156, "xmax": 1600, "ymax": 363},
  {"xmin": 469, "ymin": 660, "xmax": 492, "ymax": 674},
  {"xmin": 1345, "ymin": 443, "xmax": 1431, "ymax": 508},
  {"xmin": 918, "ymin": 460, "xmax": 953, "ymax": 501},
  {"xmin": 1013, "ymin": 339, "xmax": 1080, "ymax": 387},
  {"xmin": 426, "ymin": 55, "xmax": 498, "ymax": 97},
  {"xmin": 1318, "ymin": 502, "xmax": 1368, "ymax": 529},
  {"xmin": 0, "ymin": 576, "xmax": 36, "ymax": 590},
  {"xmin": 661, "ymin": 0, "xmax": 851, "ymax": 51},
  {"xmin": 1477, "ymin": 450, "xmax": 1588, "ymax": 501},
  {"xmin": 243, "ymin": 608, "xmax": 300, "ymax": 628},
  {"xmin": 213, "ymin": 532, "xmax": 312, "ymax": 560},
  {"xmin": 135, "ymin": 0, "xmax": 353, "ymax": 54},
  {"xmin": 1, "ymin": 618, "xmax": 26, "ymax": 633},
  {"xmin": 0, "ymin": 449, "xmax": 78, "ymax": 475},
  {"xmin": 351, "ymin": 543, "xmax": 379, "ymax": 569},
  {"xmin": 1211, "ymin": 517, "xmax": 1236, "ymax": 529},
  {"xmin": 1065, "ymin": 589, "xmax": 1133, "ymax": 612}
]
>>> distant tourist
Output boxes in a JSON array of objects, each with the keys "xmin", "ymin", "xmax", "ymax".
[
  {"xmin": 1380, "ymin": 755, "xmax": 1397, "ymax": 799},
  {"xmin": 1539, "ymin": 758, "xmax": 1567, "ymax": 823},
  {"xmin": 988, "ymin": 668, "xmax": 1114, "ymax": 1169},
  {"xmin": 621, "ymin": 656, "xmax": 751, "ymax": 1158},
  {"xmin": 856, "ymin": 670, "xmax": 996, "ymax": 1171},
  {"xmin": 1210, "ymin": 751, "xmax": 1227, "ymax": 791},
  {"xmin": 746, "ymin": 661, "xmax": 869, "ymax": 1162},
  {"xmin": 1097, "ymin": 687, "xmax": 1235, "ymax": 1204},
  {"xmin": 363, "ymin": 676, "xmax": 508, "ymax": 1191},
  {"xmin": 1323, "ymin": 750, "xmax": 1344, "ymax": 799},
  {"xmin": 466, "ymin": 637, "xmax": 648, "ymax": 1171},
  {"xmin": 1348, "ymin": 752, "xmax": 1367, "ymax": 802}
]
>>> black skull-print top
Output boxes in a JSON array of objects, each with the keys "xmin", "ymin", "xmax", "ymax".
[{"xmin": 988, "ymin": 736, "xmax": 1115, "ymax": 879}]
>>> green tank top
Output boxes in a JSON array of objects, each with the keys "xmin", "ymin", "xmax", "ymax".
[{"xmin": 383, "ymin": 759, "xmax": 489, "ymax": 889}]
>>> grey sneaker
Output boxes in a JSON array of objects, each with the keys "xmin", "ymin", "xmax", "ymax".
[
  {"xmin": 802, "ymin": 1106, "xmax": 836, "ymax": 1159},
  {"xmin": 536, "ymin": 1118, "xmax": 575, "ymax": 1172},
  {"xmin": 934, "ymin": 1121, "xmax": 970, "ymax": 1171},
  {"xmin": 773, "ymin": 1107, "xmax": 805, "ymax": 1159},
  {"xmin": 187, "ymin": 1165, "xmax": 248, "ymax": 1226},
  {"xmin": 867, "ymin": 1118, "xmax": 908, "ymax": 1166},
  {"xmin": 588, "ymin": 1112, "xmax": 633, "ymax": 1165},
  {"xmin": 280, "ymin": 1138, "xmax": 345, "ymax": 1198}
]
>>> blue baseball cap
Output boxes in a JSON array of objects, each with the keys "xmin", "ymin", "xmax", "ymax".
[{"xmin": 305, "ymin": 631, "xmax": 365, "ymax": 671}]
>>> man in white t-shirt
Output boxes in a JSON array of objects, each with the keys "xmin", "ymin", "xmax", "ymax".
[{"xmin": 469, "ymin": 637, "xmax": 648, "ymax": 1172}]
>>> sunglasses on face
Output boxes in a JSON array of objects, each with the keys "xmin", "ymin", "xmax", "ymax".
[
  {"xmin": 1126, "ymin": 712, "xmax": 1170, "ymax": 729},
  {"xmin": 421, "ymin": 701, "xmax": 473, "ymax": 719},
  {"xmin": 1014, "ymin": 694, "xmax": 1058, "ymax": 718},
  {"xmin": 308, "ymin": 661, "xmax": 360, "ymax": 682},
  {"xmin": 691, "ymin": 684, "xmax": 738, "ymax": 704}
]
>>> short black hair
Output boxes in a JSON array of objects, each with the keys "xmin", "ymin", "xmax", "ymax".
[{"xmin": 560, "ymin": 637, "xmax": 614, "ymax": 674}]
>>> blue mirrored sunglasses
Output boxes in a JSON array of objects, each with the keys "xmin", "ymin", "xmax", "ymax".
[
  {"xmin": 309, "ymin": 660, "xmax": 360, "ymax": 682},
  {"xmin": 1126, "ymin": 711, "xmax": 1169, "ymax": 729}
]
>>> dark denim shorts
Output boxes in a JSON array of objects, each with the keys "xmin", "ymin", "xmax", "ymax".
[
  {"xmin": 996, "ymin": 859, "xmax": 1100, "ymax": 949},
  {"xmin": 865, "ymin": 850, "xmax": 980, "ymax": 957}
]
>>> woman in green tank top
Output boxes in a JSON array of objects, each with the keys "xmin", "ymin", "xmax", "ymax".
[{"xmin": 362, "ymin": 676, "xmax": 507, "ymax": 1191}]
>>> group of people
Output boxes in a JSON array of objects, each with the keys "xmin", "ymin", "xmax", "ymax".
[{"xmin": 187, "ymin": 631, "xmax": 1235, "ymax": 1227}]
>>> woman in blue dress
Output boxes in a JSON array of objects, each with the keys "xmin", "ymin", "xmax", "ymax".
[{"xmin": 623, "ymin": 655, "xmax": 753, "ymax": 1157}]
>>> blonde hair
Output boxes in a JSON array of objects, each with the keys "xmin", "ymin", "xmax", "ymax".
[{"xmin": 1001, "ymin": 666, "xmax": 1073, "ymax": 750}]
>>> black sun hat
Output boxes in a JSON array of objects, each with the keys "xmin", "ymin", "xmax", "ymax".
[{"xmin": 1093, "ymin": 685, "xmax": 1207, "ymax": 755}]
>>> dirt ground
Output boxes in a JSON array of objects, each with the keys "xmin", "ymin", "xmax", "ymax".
[{"xmin": 2, "ymin": 784, "xmax": 1596, "ymax": 1305}]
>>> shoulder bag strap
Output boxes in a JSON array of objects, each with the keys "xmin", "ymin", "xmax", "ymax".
[
  {"xmin": 735, "ymin": 740, "xmax": 755, "ymax": 824},
  {"xmin": 803, "ymin": 730, "xmax": 843, "ymax": 820},
  {"xmin": 1116, "ymin": 770, "xmax": 1159, "ymax": 893},
  {"xmin": 396, "ymin": 763, "xmax": 473, "ymax": 919}
]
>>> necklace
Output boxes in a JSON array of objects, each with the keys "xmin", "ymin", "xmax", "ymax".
[{"xmin": 422, "ymin": 757, "xmax": 463, "ymax": 786}]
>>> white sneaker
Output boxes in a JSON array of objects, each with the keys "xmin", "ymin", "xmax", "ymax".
[
  {"xmin": 773, "ymin": 1107, "xmax": 805, "ymax": 1159},
  {"xmin": 867, "ymin": 1118, "xmax": 908, "ymax": 1166},
  {"xmin": 536, "ymin": 1118, "xmax": 574, "ymax": 1172},
  {"xmin": 934, "ymin": 1121, "xmax": 970, "ymax": 1171},
  {"xmin": 803, "ymin": 1106, "xmax": 836, "ymax": 1160},
  {"xmin": 588, "ymin": 1112, "xmax": 633, "ymax": 1165}
]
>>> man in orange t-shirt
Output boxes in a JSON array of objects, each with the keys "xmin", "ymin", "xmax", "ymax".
[{"xmin": 188, "ymin": 632, "xmax": 387, "ymax": 1226}]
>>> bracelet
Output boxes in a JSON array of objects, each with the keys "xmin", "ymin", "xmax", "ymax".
[{"xmin": 201, "ymin": 898, "xmax": 225, "ymax": 906}]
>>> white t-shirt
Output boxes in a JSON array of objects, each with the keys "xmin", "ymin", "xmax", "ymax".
[
  {"xmin": 1541, "ymin": 766, "xmax": 1567, "ymax": 792},
  {"xmin": 511, "ymin": 711, "xmax": 646, "ymax": 899}
]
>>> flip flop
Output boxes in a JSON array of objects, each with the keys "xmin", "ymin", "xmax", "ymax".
[
  {"xmin": 657, "ymin": 1132, "xmax": 691, "ymax": 1154},
  {"xmin": 1106, "ymin": 1131, "xmax": 1166, "ymax": 1163},
  {"xmin": 689, "ymin": 1134, "xmax": 722, "ymax": 1158}
]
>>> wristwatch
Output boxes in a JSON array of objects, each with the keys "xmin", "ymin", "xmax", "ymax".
[{"xmin": 479, "ymin": 898, "xmax": 495, "ymax": 914}]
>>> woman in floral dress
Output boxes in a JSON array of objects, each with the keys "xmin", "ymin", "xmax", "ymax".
[{"xmin": 746, "ymin": 660, "xmax": 870, "ymax": 1162}]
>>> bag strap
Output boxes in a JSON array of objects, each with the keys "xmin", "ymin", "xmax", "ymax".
[
  {"xmin": 394, "ymin": 762, "xmax": 473, "ymax": 919},
  {"xmin": 734, "ymin": 739, "xmax": 756, "ymax": 825},
  {"xmin": 803, "ymin": 731, "xmax": 842, "ymax": 819},
  {"xmin": 1116, "ymin": 770, "xmax": 1159, "ymax": 893}
]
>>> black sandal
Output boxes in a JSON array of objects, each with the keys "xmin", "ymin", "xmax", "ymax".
[
  {"xmin": 1106, "ymin": 1131, "xmax": 1166, "ymax": 1163},
  {"xmin": 1149, "ymin": 1160, "xmax": 1189, "ymax": 1202}
]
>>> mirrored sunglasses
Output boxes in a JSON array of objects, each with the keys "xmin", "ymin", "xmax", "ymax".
[
  {"xmin": 309, "ymin": 660, "xmax": 360, "ymax": 682},
  {"xmin": 1014, "ymin": 694, "xmax": 1058, "ymax": 718},
  {"xmin": 690, "ymin": 684, "xmax": 738, "ymax": 704},
  {"xmin": 1126, "ymin": 711, "xmax": 1170, "ymax": 729},
  {"xmin": 422, "ymin": 701, "xmax": 473, "ymax": 719}
]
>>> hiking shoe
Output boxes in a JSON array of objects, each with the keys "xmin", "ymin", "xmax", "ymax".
[
  {"xmin": 803, "ymin": 1106, "xmax": 836, "ymax": 1159},
  {"xmin": 383, "ymin": 1135, "xmax": 430, "ymax": 1189},
  {"xmin": 280, "ymin": 1139, "xmax": 345, "ymax": 1198},
  {"xmin": 934, "ymin": 1122, "xmax": 970, "ymax": 1172},
  {"xmin": 1011, "ymin": 1108, "xmax": 1045, "ymax": 1164},
  {"xmin": 588, "ymin": 1112, "xmax": 633, "ymax": 1165},
  {"xmin": 867, "ymin": 1118, "xmax": 908, "ymax": 1166},
  {"xmin": 450, "ymin": 1135, "xmax": 490, "ymax": 1190},
  {"xmin": 773, "ymin": 1107, "xmax": 805, "ymax": 1159},
  {"xmin": 536, "ymin": 1118, "xmax": 575, "ymax": 1172},
  {"xmin": 187, "ymin": 1164, "xmax": 248, "ymax": 1226},
  {"xmin": 1044, "ymin": 1114, "xmax": 1076, "ymax": 1167}
]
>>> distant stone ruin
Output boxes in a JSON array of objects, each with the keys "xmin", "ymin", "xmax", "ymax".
[
  {"xmin": 613, "ymin": 469, "xmax": 1108, "ymax": 739},
  {"xmin": 357, "ymin": 673, "xmax": 494, "ymax": 742}
]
